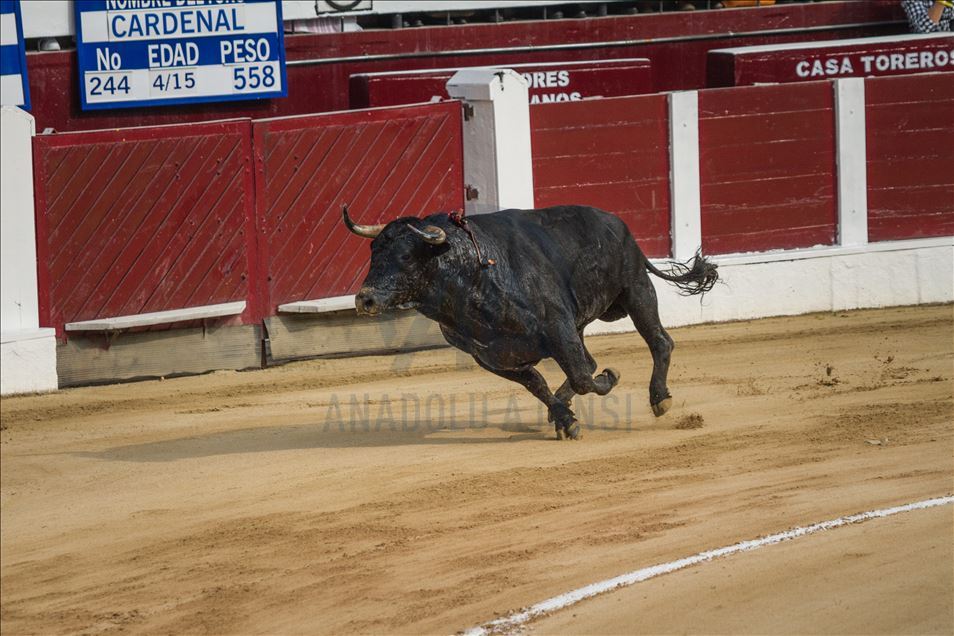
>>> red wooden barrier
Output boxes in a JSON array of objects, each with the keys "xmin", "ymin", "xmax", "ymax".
[
  {"xmin": 698, "ymin": 81, "xmax": 836, "ymax": 254},
  {"xmin": 530, "ymin": 94, "xmax": 671, "ymax": 258},
  {"xmin": 32, "ymin": 119, "xmax": 259, "ymax": 336},
  {"xmin": 865, "ymin": 72, "xmax": 954, "ymax": 242},
  {"xmin": 253, "ymin": 102, "xmax": 464, "ymax": 309},
  {"xmin": 708, "ymin": 33, "xmax": 954, "ymax": 87},
  {"xmin": 349, "ymin": 58, "xmax": 653, "ymax": 109}
]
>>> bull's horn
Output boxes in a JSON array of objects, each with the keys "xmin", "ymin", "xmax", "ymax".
[
  {"xmin": 342, "ymin": 205, "xmax": 384, "ymax": 239},
  {"xmin": 407, "ymin": 223, "xmax": 446, "ymax": 245}
]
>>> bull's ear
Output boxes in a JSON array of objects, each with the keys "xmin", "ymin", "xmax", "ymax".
[{"xmin": 407, "ymin": 224, "xmax": 446, "ymax": 245}]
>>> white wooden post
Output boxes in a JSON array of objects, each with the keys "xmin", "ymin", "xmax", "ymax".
[
  {"xmin": 834, "ymin": 77, "xmax": 868, "ymax": 247},
  {"xmin": 1, "ymin": 106, "xmax": 58, "ymax": 395},
  {"xmin": 446, "ymin": 69, "xmax": 534, "ymax": 214},
  {"xmin": 668, "ymin": 90, "xmax": 703, "ymax": 260}
]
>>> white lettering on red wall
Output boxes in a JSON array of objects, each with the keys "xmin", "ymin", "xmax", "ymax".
[
  {"xmin": 794, "ymin": 49, "xmax": 953, "ymax": 78},
  {"xmin": 521, "ymin": 69, "xmax": 582, "ymax": 104}
]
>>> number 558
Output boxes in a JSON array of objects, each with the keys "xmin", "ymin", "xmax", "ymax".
[{"xmin": 233, "ymin": 65, "xmax": 276, "ymax": 91}]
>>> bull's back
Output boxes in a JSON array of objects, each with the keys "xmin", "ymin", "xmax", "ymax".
[
  {"xmin": 471, "ymin": 206, "xmax": 635, "ymax": 322},
  {"xmin": 521, "ymin": 206, "xmax": 630, "ymax": 251},
  {"xmin": 473, "ymin": 206, "xmax": 631, "ymax": 257}
]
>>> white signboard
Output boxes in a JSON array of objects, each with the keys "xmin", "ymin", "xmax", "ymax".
[{"xmin": 74, "ymin": 0, "xmax": 287, "ymax": 110}]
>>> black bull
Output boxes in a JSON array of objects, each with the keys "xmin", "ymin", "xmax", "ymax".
[{"xmin": 343, "ymin": 204, "xmax": 718, "ymax": 440}]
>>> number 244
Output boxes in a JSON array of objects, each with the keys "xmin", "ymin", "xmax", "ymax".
[{"xmin": 90, "ymin": 75, "xmax": 130, "ymax": 96}]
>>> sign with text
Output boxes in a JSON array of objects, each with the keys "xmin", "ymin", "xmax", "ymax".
[
  {"xmin": 74, "ymin": 0, "xmax": 286, "ymax": 110},
  {"xmin": 349, "ymin": 58, "xmax": 653, "ymax": 109},
  {"xmin": 0, "ymin": 0, "xmax": 30, "ymax": 109},
  {"xmin": 708, "ymin": 33, "xmax": 954, "ymax": 87}
]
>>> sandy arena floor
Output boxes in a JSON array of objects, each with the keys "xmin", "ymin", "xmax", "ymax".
[{"xmin": 1, "ymin": 304, "xmax": 952, "ymax": 635}]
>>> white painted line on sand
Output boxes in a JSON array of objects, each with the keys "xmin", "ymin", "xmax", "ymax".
[{"xmin": 461, "ymin": 495, "xmax": 954, "ymax": 636}]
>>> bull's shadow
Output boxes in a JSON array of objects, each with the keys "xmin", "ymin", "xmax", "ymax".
[
  {"xmin": 70, "ymin": 375, "xmax": 641, "ymax": 462},
  {"xmin": 73, "ymin": 421, "xmax": 568, "ymax": 463}
]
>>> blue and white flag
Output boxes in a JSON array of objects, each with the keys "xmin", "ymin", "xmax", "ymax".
[{"xmin": 0, "ymin": 0, "xmax": 30, "ymax": 109}]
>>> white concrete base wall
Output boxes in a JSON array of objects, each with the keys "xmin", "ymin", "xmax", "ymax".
[
  {"xmin": 1, "ymin": 106, "xmax": 58, "ymax": 396},
  {"xmin": 1, "ymin": 106, "xmax": 40, "ymax": 333},
  {"xmin": 586, "ymin": 239, "xmax": 953, "ymax": 336},
  {"xmin": 1, "ymin": 328, "xmax": 58, "ymax": 395}
]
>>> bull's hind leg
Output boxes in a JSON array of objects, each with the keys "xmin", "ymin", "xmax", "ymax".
[
  {"xmin": 621, "ymin": 270, "xmax": 674, "ymax": 416},
  {"xmin": 472, "ymin": 360, "xmax": 580, "ymax": 440}
]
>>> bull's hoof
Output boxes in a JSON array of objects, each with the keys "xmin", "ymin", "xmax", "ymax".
[
  {"xmin": 549, "ymin": 403, "xmax": 581, "ymax": 440},
  {"xmin": 565, "ymin": 421, "xmax": 582, "ymax": 440},
  {"xmin": 602, "ymin": 368, "xmax": 621, "ymax": 387},
  {"xmin": 562, "ymin": 420, "xmax": 582, "ymax": 441},
  {"xmin": 651, "ymin": 397, "xmax": 672, "ymax": 417},
  {"xmin": 554, "ymin": 419, "xmax": 582, "ymax": 440}
]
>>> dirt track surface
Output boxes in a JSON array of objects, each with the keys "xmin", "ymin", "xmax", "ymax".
[
  {"xmin": 2, "ymin": 305, "xmax": 952, "ymax": 635},
  {"xmin": 532, "ymin": 504, "xmax": 953, "ymax": 635}
]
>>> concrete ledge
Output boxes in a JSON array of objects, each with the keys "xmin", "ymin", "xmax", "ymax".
[
  {"xmin": 1, "ymin": 327, "xmax": 58, "ymax": 395},
  {"xmin": 278, "ymin": 296, "xmax": 355, "ymax": 314},
  {"xmin": 65, "ymin": 301, "xmax": 246, "ymax": 332},
  {"xmin": 710, "ymin": 237, "xmax": 953, "ymax": 266},
  {"xmin": 266, "ymin": 310, "xmax": 445, "ymax": 362},
  {"xmin": 57, "ymin": 322, "xmax": 261, "ymax": 387}
]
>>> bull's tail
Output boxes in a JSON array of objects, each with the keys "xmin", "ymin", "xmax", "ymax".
[{"xmin": 645, "ymin": 251, "xmax": 718, "ymax": 297}]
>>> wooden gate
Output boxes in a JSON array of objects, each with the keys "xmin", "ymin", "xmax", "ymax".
[
  {"xmin": 32, "ymin": 119, "xmax": 258, "ymax": 336},
  {"xmin": 530, "ymin": 94, "xmax": 672, "ymax": 258},
  {"xmin": 252, "ymin": 101, "xmax": 464, "ymax": 312}
]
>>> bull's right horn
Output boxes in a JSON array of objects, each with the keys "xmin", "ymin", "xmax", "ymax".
[
  {"xmin": 342, "ymin": 205, "xmax": 385, "ymax": 239},
  {"xmin": 407, "ymin": 223, "xmax": 446, "ymax": 245}
]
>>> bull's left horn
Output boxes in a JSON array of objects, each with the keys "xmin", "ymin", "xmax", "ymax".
[
  {"xmin": 342, "ymin": 205, "xmax": 384, "ymax": 239},
  {"xmin": 407, "ymin": 224, "xmax": 447, "ymax": 245}
]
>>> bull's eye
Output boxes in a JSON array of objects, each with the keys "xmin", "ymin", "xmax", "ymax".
[{"xmin": 400, "ymin": 253, "xmax": 412, "ymax": 263}]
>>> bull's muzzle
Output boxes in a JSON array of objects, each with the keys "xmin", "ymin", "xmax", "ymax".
[{"xmin": 355, "ymin": 287, "xmax": 382, "ymax": 316}]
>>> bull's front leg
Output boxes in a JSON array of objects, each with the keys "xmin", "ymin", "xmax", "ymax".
[
  {"xmin": 472, "ymin": 358, "xmax": 582, "ymax": 440},
  {"xmin": 549, "ymin": 329, "xmax": 619, "ymax": 420},
  {"xmin": 550, "ymin": 329, "xmax": 596, "ymax": 414},
  {"xmin": 551, "ymin": 368, "xmax": 620, "ymax": 413},
  {"xmin": 549, "ymin": 330, "xmax": 621, "ymax": 426}
]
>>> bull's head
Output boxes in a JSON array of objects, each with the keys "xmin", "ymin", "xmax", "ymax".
[{"xmin": 343, "ymin": 205, "xmax": 448, "ymax": 316}]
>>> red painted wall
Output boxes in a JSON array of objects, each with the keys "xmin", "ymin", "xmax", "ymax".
[
  {"xmin": 349, "ymin": 58, "xmax": 653, "ymax": 109},
  {"xmin": 32, "ymin": 119, "xmax": 259, "ymax": 336},
  {"xmin": 865, "ymin": 72, "xmax": 954, "ymax": 242},
  {"xmin": 31, "ymin": 102, "xmax": 463, "ymax": 335},
  {"xmin": 282, "ymin": 2, "xmax": 902, "ymax": 62},
  {"xmin": 699, "ymin": 81, "xmax": 837, "ymax": 254},
  {"xmin": 708, "ymin": 33, "xmax": 954, "ymax": 87},
  {"xmin": 253, "ymin": 102, "xmax": 464, "ymax": 309},
  {"xmin": 24, "ymin": 1, "xmax": 903, "ymax": 133},
  {"xmin": 531, "ymin": 94, "xmax": 671, "ymax": 258}
]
